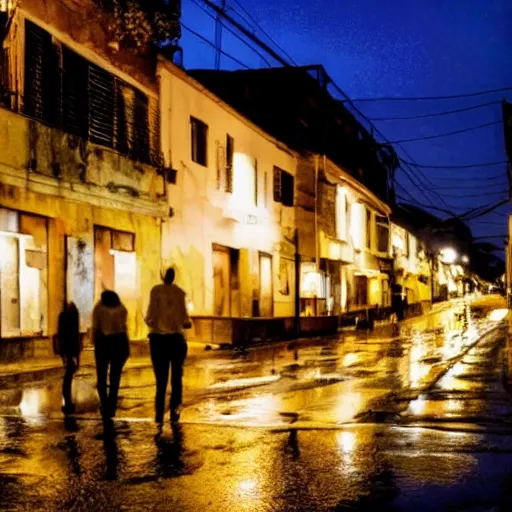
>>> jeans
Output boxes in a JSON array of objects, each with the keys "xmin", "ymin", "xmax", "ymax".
[
  {"xmin": 95, "ymin": 334, "xmax": 129, "ymax": 417},
  {"xmin": 149, "ymin": 333, "xmax": 188, "ymax": 422}
]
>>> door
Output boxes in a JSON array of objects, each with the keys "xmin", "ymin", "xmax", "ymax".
[
  {"xmin": 0, "ymin": 235, "xmax": 21, "ymax": 337},
  {"xmin": 213, "ymin": 247, "xmax": 231, "ymax": 317},
  {"xmin": 259, "ymin": 253, "xmax": 273, "ymax": 317}
]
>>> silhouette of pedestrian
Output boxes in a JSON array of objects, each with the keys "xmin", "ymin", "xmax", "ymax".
[
  {"xmin": 145, "ymin": 268, "xmax": 192, "ymax": 425},
  {"xmin": 92, "ymin": 290, "xmax": 130, "ymax": 419},
  {"xmin": 58, "ymin": 302, "xmax": 81, "ymax": 414}
]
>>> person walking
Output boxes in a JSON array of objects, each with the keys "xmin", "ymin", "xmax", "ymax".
[
  {"xmin": 92, "ymin": 290, "xmax": 130, "ymax": 419},
  {"xmin": 57, "ymin": 302, "xmax": 81, "ymax": 415},
  {"xmin": 145, "ymin": 268, "xmax": 191, "ymax": 425}
]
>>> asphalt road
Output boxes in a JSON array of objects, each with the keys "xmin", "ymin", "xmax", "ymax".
[{"xmin": 1, "ymin": 296, "xmax": 512, "ymax": 511}]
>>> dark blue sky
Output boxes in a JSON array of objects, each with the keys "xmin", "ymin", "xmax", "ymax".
[{"xmin": 180, "ymin": 0, "xmax": 512, "ymax": 245}]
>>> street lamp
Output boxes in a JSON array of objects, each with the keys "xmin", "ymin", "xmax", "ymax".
[{"xmin": 440, "ymin": 247, "xmax": 457, "ymax": 264}]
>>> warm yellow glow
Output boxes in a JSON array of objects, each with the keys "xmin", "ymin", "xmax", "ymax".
[
  {"xmin": 408, "ymin": 395, "xmax": 427, "ymax": 415},
  {"xmin": 208, "ymin": 375, "xmax": 280, "ymax": 390},
  {"xmin": 489, "ymin": 309, "xmax": 508, "ymax": 322},
  {"xmin": 336, "ymin": 186, "xmax": 348, "ymax": 241},
  {"xmin": 19, "ymin": 389, "xmax": 46, "ymax": 426},
  {"xmin": 392, "ymin": 232, "xmax": 404, "ymax": 251},
  {"xmin": 342, "ymin": 353, "xmax": 358, "ymax": 367},
  {"xmin": 239, "ymin": 479, "xmax": 257, "ymax": 493},
  {"xmin": 187, "ymin": 299, "xmax": 194, "ymax": 313},
  {"xmin": 337, "ymin": 431, "xmax": 356, "ymax": 453},
  {"xmin": 440, "ymin": 247, "xmax": 457, "ymax": 264},
  {"xmin": 232, "ymin": 152, "xmax": 256, "ymax": 208},
  {"xmin": 350, "ymin": 202, "xmax": 364, "ymax": 250}
]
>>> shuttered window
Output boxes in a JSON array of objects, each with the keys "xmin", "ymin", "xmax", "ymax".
[
  {"xmin": 23, "ymin": 20, "xmax": 154, "ymax": 165},
  {"xmin": 88, "ymin": 63, "xmax": 115, "ymax": 147},
  {"xmin": 273, "ymin": 166, "xmax": 294, "ymax": 206},
  {"xmin": 24, "ymin": 20, "xmax": 62, "ymax": 126},
  {"xmin": 62, "ymin": 46, "xmax": 88, "ymax": 139}
]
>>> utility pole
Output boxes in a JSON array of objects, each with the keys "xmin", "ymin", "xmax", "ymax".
[
  {"xmin": 294, "ymin": 229, "xmax": 301, "ymax": 338},
  {"xmin": 214, "ymin": 0, "xmax": 227, "ymax": 70}
]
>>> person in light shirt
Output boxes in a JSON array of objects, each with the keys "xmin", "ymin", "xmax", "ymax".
[
  {"xmin": 145, "ymin": 267, "xmax": 192, "ymax": 425},
  {"xmin": 92, "ymin": 290, "xmax": 130, "ymax": 419}
]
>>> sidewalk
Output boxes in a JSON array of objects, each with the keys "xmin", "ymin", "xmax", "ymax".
[
  {"xmin": 0, "ymin": 341, "xmax": 220, "ymax": 388},
  {"xmin": 0, "ymin": 296, "xmax": 503, "ymax": 388}
]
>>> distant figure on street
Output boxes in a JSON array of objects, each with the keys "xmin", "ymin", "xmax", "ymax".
[
  {"xmin": 392, "ymin": 284, "xmax": 405, "ymax": 322},
  {"xmin": 57, "ymin": 302, "xmax": 81, "ymax": 415},
  {"xmin": 92, "ymin": 290, "xmax": 130, "ymax": 419},
  {"xmin": 145, "ymin": 268, "xmax": 192, "ymax": 425}
]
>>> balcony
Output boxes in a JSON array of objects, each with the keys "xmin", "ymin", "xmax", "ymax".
[{"xmin": 0, "ymin": 105, "xmax": 167, "ymax": 216}]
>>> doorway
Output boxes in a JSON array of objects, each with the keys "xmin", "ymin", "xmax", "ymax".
[
  {"xmin": 212, "ymin": 244, "xmax": 240, "ymax": 317},
  {"xmin": 259, "ymin": 252, "xmax": 273, "ymax": 317}
]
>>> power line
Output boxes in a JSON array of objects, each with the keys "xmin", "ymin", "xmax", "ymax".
[
  {"xmin": 370, "ymin": 100, "xmax": 500, "ymax": 121},
  {"xmin": 201, "ymin": 0, "xmax": 291, "ymax": 67},
  {"xmin": 389, "ymin": 120, "xmax": 501, "ymax": 144},
  {"xmin": 433, "ymin": 181, "xmax": 509, "ymax": 190},
  {"xmin": 231, "ymin": 0, "xmax": 297, "ymax": 65},
  {"xmin": 190, "ymin": 0, "xmax": 273, "ymax": 67},
  {"xmin": 427, "ymin": 173, "xmax": 507, "ymax": 182},
  {"xmin": 344, "ymin": 86, "xmax": 512, "ymax": 103},
  {"xmin": 181, "ymin": 22, "xmax": 251, "ymax": 69},
  {"xmin": 398, "ymin": 158, "xmax": 507, "ymax": 169},
  {"xmin": 436, "ymin": 191, "xmax": 509, "ymax": 199}
]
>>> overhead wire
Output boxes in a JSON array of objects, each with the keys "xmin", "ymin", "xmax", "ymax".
[
  {"xmin": 369, "ymin": 100, "xmax": 500, "ymax": 121},
  {"xmin": 231, "ymin": 0, "xmax": 298, "ymax": 65},
  {"xmin": 181, "ymin": 23, "xmax": 251, "ymax": 69},
  {"xmin": 344, "ymin": 86, "xmax": 512, "ymax": 103},
  {"xmin": 388, "ymin": 120, "xmax": 501, "ymax": 144},
  {"xmin": 186, "ymin": 1, "xmax": 508, "ymax": 218},
  {"xmin": 189, "ymin": 0, "xmax": 273, "ymax": 67},
  {"xmin": 399, "ymin": 159, "xmax": 507, "ymax": 169}
]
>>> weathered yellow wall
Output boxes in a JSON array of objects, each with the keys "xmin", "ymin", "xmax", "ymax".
[
  {"xmin": 0, "ymin": 182, "xmax": 160, "ymax": 340},
  {"xmin": 159, "ymin": 64, "xmax": 297, "ymax": 318}
]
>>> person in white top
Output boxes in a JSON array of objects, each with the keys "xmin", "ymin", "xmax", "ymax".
[
  {"xmin": 92, "ymin": 290, "xmax": 129, "ymax": 419},
  {"xmin": 145, "ymin": 268, "xmax": 192, "ymax": 424}
]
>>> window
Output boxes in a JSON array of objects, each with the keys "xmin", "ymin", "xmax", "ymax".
[
  {"xmin": 273, "ymin": 166, "xmax": 282, "ymax": 202},
  {"xmin": 365, "ymin": 208, "xmax": 372, "ymax": 250},
  {"xmin": 191, "ymin": 116, "xmax": 208, "ymax": 166},
  {"xmin": 282, "ymin": 171, "xmax": 294, "ymax": 207},
  {"xmin": 354, "ymin": 275, "xmax": 368, "ymax": 306},
  {"xmin": 225, "ymin": 134, "xmax": 234, "ymax": 192},
  {"xmin": 273, "ymin": 166, "xmax": 294, "ymax": 206},
  {"xmin": 94, "ymin": 227, "xmax": 136, "ymax": 302},
  {"xmin": 336, "ymin": 187, "xmax": 347, "ymax": 241},
  {"xmin": 23, "ymin": 20, "xmax": 154, "ymax": 164},
  {"xmin": 0, "ymin": 208, "xmax": 49, "ymax": 337},
  {"xmin": 375, "ymin": 215, "xmax": 390, "ymax": 254},
  {"xmin": 233, "ymin": 153, "xmax": 256, "ymax": 205}
]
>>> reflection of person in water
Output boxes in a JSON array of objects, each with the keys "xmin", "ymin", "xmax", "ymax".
[
  {"xmin": 155, "ymin": 424, "xmax": 185, "ymax": 477},
  {"xmin": 63, "ymin": 416, "xmax": 82, "ymax": 477}
]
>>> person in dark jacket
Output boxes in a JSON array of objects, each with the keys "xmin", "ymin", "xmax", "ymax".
[
  {"xmin": 92, "ymin": 290, "xmax": 130, "ymax": 419},
  {"xmin": 58, "ymin": 302, "xmax": 81, "ymax": 415}
]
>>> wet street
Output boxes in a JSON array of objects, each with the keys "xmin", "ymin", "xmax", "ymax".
[{"xmin": 1, "ymin": 296, "xmax": 512, "ymax": 511}]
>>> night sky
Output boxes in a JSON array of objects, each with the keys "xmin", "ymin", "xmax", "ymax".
[{"xmin": 180, "ymin": 0, "xmax": 512, "ymax": 246}]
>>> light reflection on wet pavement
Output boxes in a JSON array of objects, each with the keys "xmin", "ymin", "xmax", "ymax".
[{"xmin": 2, "ymin": 296, "xmax": 512, "ymax": 510}]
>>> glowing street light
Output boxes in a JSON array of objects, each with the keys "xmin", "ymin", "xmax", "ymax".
[{"xmin": 440, "ymin": 247, "xmax": 457, "ymax": 264}]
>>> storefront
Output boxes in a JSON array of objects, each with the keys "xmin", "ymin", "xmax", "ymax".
[{"xmin": 0, "ymin": 208, "xmax": 48, "ymax": 338}]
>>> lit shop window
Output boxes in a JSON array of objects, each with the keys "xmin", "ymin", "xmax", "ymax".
[
  {"xmin": 0, "ymin": 208, "xmax": 48, "ymax": 338},
  {"xmin": 94, "ymin": 227, "xmax": 137, "ymax": 301}
]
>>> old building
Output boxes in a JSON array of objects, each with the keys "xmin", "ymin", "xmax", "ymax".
[
  {"xmin": 0, "ymin": 0, "xmax": 177, "ymax": 348},
  {"xmin": 190, "ymin": 65, "xmax": 397, "ymax": 317},
  {"xmin": 157, "ymin": 58, "xmax": 299, "ymax": 342}
]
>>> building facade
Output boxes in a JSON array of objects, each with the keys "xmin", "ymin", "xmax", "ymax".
[
  {"xmin": 158, "ymin": 59, "xmax": 298, "ymax": 326},
  {"xmin": 0, "ymin": 0, "xmax": 168, "ymax": 345}
]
